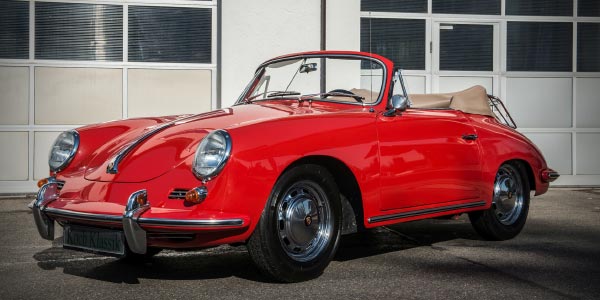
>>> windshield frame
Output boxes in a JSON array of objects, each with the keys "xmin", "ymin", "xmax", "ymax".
[{"xmin": 235, "ymin": 53, "xmax": 389, "ymax": 107}]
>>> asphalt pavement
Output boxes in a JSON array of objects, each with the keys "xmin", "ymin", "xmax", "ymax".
[{"xmin": 0, "ymin": 188, "xmax": 598, "ymax": 300}]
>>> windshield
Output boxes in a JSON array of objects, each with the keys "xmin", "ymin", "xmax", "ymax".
[{"xmin": 240, "ymin": 56, "xmax": 386, "ymax": 105}]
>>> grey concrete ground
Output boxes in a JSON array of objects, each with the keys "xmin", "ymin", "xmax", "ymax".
[{"xmin": 0, "ymin": 188, "xmax": 598, "ymax": 300}]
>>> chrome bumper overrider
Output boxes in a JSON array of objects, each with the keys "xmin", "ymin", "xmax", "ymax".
[{"xmin": 32, "ymin": 184, "xmax": 245, "ymax": 254}]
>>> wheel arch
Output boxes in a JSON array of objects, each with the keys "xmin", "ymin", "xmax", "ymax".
[{"xmin": 282, "ymin": 155, "xmax": 365, "ymax": 234}]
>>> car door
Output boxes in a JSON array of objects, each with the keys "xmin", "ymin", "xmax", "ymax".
[{"xmin": 377, "ymin": 108, "xmax": 483, "ymax": 211}]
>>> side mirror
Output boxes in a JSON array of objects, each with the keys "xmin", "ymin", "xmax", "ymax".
[
  {"xmin": 391, "ymin": 94, "xmax": 409, "ymax": 112},
  {"xmin": 383, "ymin": 95, "xmax": 410, "ymax": 117}
]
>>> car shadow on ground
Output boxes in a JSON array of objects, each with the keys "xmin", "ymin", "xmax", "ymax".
[
  {"xmin": 335, "ymin": 218, "xmax": 480, "ymax": 261},
  {"xmin": 32, "ymin": 218, "xmax": 481, "ymax": 284}
]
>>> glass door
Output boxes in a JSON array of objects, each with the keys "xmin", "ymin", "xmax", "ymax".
[{"xmin": 432, "ymin": 21, "xmax": 499, "ymax": 94}]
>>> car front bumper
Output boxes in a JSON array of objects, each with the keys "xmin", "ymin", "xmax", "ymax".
[{"xmin": 32, "ymin": 182, "xmax": 247, "ymax": 254}]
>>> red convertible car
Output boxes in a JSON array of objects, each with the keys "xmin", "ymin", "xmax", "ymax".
[{"xmin": 32, "ymin": 51, "xmax": 558, "ymax": 282}]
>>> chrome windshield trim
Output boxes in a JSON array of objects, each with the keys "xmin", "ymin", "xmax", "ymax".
[
  {"xmin": 44, "ymin": 207, "xmax": 123, "ymax": 222},
  {"xmin": 368, "ymin": 201, "xmax": 487, "ymax": 224},
  {"xmin": 235, "ymin": 53, "xmax": 389, "ymax": 107},
  {"xmin": 138, "ymin": 218, "xmax": 244, "ymax": 227}
]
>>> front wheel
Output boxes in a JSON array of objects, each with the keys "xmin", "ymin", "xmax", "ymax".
[
  {"xmin": 469, "ymin": 162, "xmax": 530, "ymax": 240},
  {"xmin": 247, "ymin": 164, "xmax": 341, "ymax": 282}
]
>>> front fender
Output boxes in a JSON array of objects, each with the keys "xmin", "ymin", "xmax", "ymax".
[{"xmin": 220, "ymin": 111, "xmax": 379, "ymax": 237}]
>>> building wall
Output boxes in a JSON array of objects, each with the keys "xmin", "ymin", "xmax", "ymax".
[
  {"xmin": 220, "ymin": 0, "xmax": 322, "ymax": 107},
  {"xmin": 0, "ymin": 0, "xmax": 598, "ymax": 193},
  {"xmin": 0, "ymin": 0, "xmax": 216, "ymax": 193},
  {"xmin": 359, "ymin": 0, "xmax": 600, "ymax": 186}
]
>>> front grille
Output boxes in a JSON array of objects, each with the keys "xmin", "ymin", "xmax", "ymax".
[
  {"xmin": 56, "ymin": 181, "xmax": 65, "ymax": 190},
  {"xmin": 168, "ymin": 189, "xmax": 187, "ymax": 199}
]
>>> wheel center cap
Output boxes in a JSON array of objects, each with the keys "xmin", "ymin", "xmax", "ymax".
[{"xmin": 304, "ymin": 215, "xmax": 312, "ymax": 226}]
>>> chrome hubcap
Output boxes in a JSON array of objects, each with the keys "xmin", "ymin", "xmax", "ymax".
[
  {"xmin": 493, "ymin": 165, "xmax": 524, "ymax": 225},
  {"xmin": 276, "ymin": 180, "xmax": 333, "ymax": 262}
]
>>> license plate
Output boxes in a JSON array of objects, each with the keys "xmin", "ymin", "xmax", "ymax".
[{"xmin": 63, "ymin": 225, "xmax": 125, "ymax": 256}]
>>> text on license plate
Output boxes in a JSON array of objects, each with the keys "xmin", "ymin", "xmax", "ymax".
[{"xmin": 63, "ymin": 225, "xmax": 125, "ymax": 256}]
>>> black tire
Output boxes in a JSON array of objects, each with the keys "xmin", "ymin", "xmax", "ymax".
[
  {"xmin": 469, "ymin": 162, "xmax": 530, "ymax": 241},
  {"xmin": 247, "ymin": 164, "xmax": 342, "ymax": 282}
]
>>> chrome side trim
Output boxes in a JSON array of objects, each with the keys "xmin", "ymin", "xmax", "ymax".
[
  {"xmin": 44, "ymin": 207, "xmax": 123, "ymax": 223},
  {"xmin": 137, "ymin": 218, "xmax": 244, "ymax": 227},
  {"xmin": 106, "ymin": 123, "xmax": 174, "ymax": 174},
  {"xmin": 368, "ymin": 201, "xmax": 487, "ymax": 224}
]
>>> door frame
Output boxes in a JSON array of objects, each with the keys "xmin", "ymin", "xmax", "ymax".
[{"xmin": 431, "ymin": 20, "xmax": 501, "ymax": 95}]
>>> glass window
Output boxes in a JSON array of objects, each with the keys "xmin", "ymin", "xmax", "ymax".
[
  {"xmin": 506, "ymin": 0, "xmax": 573, "ymax": 16},
  {"xmin": 35, "ymin": 2, "xmax": 123, "ymax": 61},
  {"xmin": 361, "ymin": 18, "xmax": 425, "ymax": 70},
  {"xmin": 361, "ymin": 0, "xmax": 427, "ymax": 13},
  {"xmin": 440, "ymin": 24, "xmax": 494, "ymax": 71},
  {"xmin": 129, "ymin": 6, "xmax": 212, "ymax": 64},
  {"xmin": 578, "ymin": 0, "xmax": 600, "ymax": 17},
  {"xmin": 0, "ymin": 0, "xmax": 29, "ymax": 59},
  {"xmin": 432, "ymin": 0, "xmax": 500, "ymax": 15},
  {"xmin": 507, "ymin": 22, "xmax": 573, "ymax": 72},
  {"xmin": 245, "ymin": 56, "xmax": 385, "ymax": 105},
  {"xmin": 578, "ymin": 23, "xmax": 600, "ymax": 72}
]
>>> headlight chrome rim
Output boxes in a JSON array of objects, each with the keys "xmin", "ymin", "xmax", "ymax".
[
  {"xmin": 192, "ymin": 129, "xmax": 232, "ymax": 181},
  {"xmin": 48, "ymin": 130, "xmax": 79, "ymax": 173}
]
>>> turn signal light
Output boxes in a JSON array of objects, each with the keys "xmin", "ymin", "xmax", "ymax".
[
  {"xmin": 185, "ymin": 187, "xmax": 208, "ymax": 204},
  {"xmin": 135, "ymin": 192, "xmax": 148, "ymax": 206},
  {"xmin": 37, "ymin": 178, "xmax": 49, "ymax": 188}
]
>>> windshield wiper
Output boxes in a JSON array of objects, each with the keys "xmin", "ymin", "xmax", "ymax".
[
  {"xmin": 247, "ymin": 91, "xmax": 300, "ymax": 102},
  {"xmin": 267, "ymin": 91, "xmax": 301, "ymax": 98},
  {"xmin": 318, "ymin": 92, "xmax": 365, "ymax": 103}
]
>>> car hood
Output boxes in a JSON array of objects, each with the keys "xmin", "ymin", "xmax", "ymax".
[{"xmin": 82, "ymin": 102, "xmax": 339, "ymax": 183}]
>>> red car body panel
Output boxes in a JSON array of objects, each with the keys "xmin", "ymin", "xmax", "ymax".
[{"xmin": 42, "ymin": 51, "xmax": 550, "ymax": 249}]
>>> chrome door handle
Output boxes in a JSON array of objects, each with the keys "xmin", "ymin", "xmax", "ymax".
[{"xmin": 462, "ymin": 134, "xmax": 478, "ymax": 141}]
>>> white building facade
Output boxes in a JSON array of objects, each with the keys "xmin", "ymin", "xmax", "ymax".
[{"xmin": 0, "ymin": 0, "xmax": 599, "ymax": 193}]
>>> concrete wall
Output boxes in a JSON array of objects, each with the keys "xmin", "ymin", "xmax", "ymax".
[{"xmin": 220, "ymin": 0, "xmax": 321, "ymax": 107}]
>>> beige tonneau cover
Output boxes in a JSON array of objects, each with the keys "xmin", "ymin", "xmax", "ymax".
[{"xmin": 409, "ymin": 85, "xmax": 494, "ymax": 117}]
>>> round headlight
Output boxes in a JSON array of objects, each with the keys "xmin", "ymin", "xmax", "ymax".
[
  {"xmin": 48, "ymin": 130, "xmax": 79, "ymax": 172},
  {"xmin": 192, "ymin": 130, "xmax": 232, "ymax": 180}
]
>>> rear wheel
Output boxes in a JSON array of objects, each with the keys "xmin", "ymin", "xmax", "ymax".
[
  {"xmin": 247, "ymin": 164, "xmax": 341, "ymax": 282},
  {"xmin": 469, "ymin": 162, "xmax": 530, "ymax": 240}
]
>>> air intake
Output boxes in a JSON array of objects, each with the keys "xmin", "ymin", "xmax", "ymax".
[{"xmin": 168, "ymin": 189, "xmax": 187, "ymax": 200}]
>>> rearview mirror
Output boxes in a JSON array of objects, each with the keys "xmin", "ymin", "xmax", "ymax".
[{"xmin": 299, "ymin": 63, "xmax": 317, "ymax": 73}]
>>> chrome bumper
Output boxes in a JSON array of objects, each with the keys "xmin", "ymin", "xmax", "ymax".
[{"xmin": 32, "ymin": 184, "xmax": 244, "ymax": 254}]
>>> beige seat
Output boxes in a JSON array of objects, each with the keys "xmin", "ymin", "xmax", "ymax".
[
  {"xmin": 410, "ymin": 85, "xmax": 494, "ymax": 117},
  {"xmin": 329, "ymin": 85, "xmax": 494, "ymax": 117}
]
